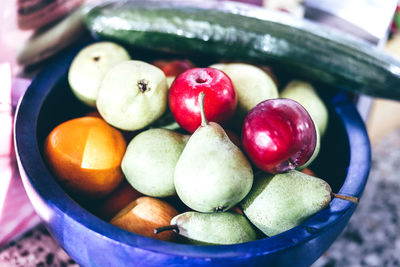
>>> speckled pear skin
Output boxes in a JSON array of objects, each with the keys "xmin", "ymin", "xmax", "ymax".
[
  {"xmin": 122, "ymin": 128, "xmax": 189, "ymax": 197},
  {"xmin": 241, "ymin": 170, "xmax": 332, "ymax": 237},
  {"xmin": 171, "ymin": 211, "xmax": 257, "ymax": 245},
  {"xmin": 174, "ymin": 122, "xmax": 253, "ymax": 212}
]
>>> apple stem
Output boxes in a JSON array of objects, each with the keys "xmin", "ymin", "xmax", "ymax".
[
  {"xmin": 332, "ymin": 193, "xmax": 359, "ymax": 204},
  {"xmin": 198, "ymin": 92, "xmax": 208, "ymax": 127},
  {"xmin": 154, "ymin": 224, "xmax": 179, "ymax": 234}
]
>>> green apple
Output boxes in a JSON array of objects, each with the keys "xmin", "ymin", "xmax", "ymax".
[
  {"xmin": 68, "ymin": 42, "xmax": 130, "ymax": 107},
  {"xmin": 121, "ymin": 128, "xmax": 189, "ymax": 197}
]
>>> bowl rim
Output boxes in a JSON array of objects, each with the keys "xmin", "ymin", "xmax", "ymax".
[{"xmin": 14, "ymin": 43, "xmax": 371, "ymax": 259}]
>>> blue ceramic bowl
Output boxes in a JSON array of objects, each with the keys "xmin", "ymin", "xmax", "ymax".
[{"xmin": 14, "ymin": 43, "xmax": 370, "ymax": 267}]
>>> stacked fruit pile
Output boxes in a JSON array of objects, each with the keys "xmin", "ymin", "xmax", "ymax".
[{"xmin": 43, "ymin": 42, "xmax": 357, "ymax": 245}]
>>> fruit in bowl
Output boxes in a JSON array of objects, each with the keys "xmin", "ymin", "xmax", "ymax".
[
  {"xmin": 173, "ymin": 92, "xmax": 253, "ymax": 213},
  {"xmin": 68, "ymin": 42, "xmax": 131, "ymax": 107},
  {"xmin": 242, "ymin": 98, "xmax": 318, "ymax": 174},
  {"xmin": 156, "ymin": 211, "xmax": 257, "ymax": 245},
  {"xmin": 122, "ymin": 128, "xmax": 189, "ymax": 198},
  {"xmin": 16, "ymin": 43, "xmax": 368, "ymax": 265},
  {"xmin": 110, "ymin": 196, "xmax": 179, "ymax": 241},
  {"xmin": 209, "ymin": 62, "xmax": 279, "ymax": 120},
  {"xmin": 96, "ymin": 60, "xmax": 168, "ymax": 131},
  {"xmin": 42, "ymin": 41, "xmax": 355, "ymax": 245},
  {"xmin": 13, "ymin": 1, "xmax": 388, "ymax": 266},
  {"xmin": 280, "ymin": 80, "xmax": 329, "ymax": 137},
  {"xmin": 43, "ymin": 116, "xmax": 127, "ymax": 197},
  {"xmin": 168, "ymin": 67, "xmax": 237, "ymax": 133}
]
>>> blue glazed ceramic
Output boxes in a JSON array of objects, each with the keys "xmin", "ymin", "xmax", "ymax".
[{"xmin": 14, "ymin": 43, "xmax": 370, "ymax": 267}]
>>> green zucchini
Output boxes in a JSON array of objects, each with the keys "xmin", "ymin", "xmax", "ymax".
[{"xmin": 85, "ymin": 0, "xmax": 400, "ymax": 100}]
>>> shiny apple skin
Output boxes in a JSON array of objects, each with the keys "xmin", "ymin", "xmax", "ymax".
[
  {"xmin": 168, "ymin": 68, "xmax": 237, "ymax": 133},
  {"xmin": 242, "ymin": 98, "xmax": 317, "ymax": 173}
]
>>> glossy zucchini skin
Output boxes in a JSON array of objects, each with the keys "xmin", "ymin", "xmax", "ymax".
[{"xmin": 85, "ymin": 0, "xmax": 400, "ymax": 100}]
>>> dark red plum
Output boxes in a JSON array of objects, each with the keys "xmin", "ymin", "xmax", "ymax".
[{"xmin": 242, "ymin": 98, "xmax": 317, "ymax": 173}]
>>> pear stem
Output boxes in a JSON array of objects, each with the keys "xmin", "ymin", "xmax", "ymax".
[
  {"xmin": 198, "ymin": 92, "xmax": 208, "ymax": 127},
  {"xmin": 154, "ymin": 224, "xmax": 179, "ymax": 234},
  {"xmin": 332, "ymin": 193, "xmax": 359, "ymax": 204}
]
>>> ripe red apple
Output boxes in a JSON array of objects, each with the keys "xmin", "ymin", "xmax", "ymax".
[
  {"xmin": 242, "ymin": 98, "xmax": 317, "ymax": 173},
  {"xmin": 169, "ymin": 68, "xmax": 237, "ymax": 133}
]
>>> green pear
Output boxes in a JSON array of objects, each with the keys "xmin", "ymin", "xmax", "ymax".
[
  {"xmin": 174, "ymin": 92, "xmax": 253, "ymax": 212},
  {"xmin": 96, "ymin": 60, "xmax": 168, "ymax": 131},
  {"xmin": 280, "ymin": 80, "xmax": 329, "ymax": 136},
  {"xmin": 210, "ymin": 63, "xmax": 278, "ymax": 119},
  {"xmin": 121, "ymin": 128, "xmax": 189, "ymax": 197},
  {"xmin": 298, "ymin": 124, "xmax": 320, "ymax": 170},
  {"xmin": 68, "ymin": 42, "xmax": 130, "ymax": 107},
  {"xmin": 241, "ymin": 170, "xmax": 332, "ymax": 237},
  {"xmin": 155, "ymin": 211, "xmax": 257, "ymax": 245}
]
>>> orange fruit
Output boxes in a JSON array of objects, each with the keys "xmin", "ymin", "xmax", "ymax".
[
  {"xmin": 84, "ymin": 111, "xmax": 137, "ymax": 142},
  {"xmin": 44, "ymin": 116, "xmax": 127, "ymax": 198}
]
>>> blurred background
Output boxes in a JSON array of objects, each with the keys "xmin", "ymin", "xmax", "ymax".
[{"xmin": 1, "ymin": 0, "xmax": 400, "ymax": 266}]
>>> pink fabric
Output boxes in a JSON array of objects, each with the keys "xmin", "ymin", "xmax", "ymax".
[
  {"xmin": 0, "ymin": 0, "xmax": 40, "ymax": 248},
  {"xmin": 0, "ymin": 0, "xmax": 31, "ymax": 76},
  {"xmin": 0, "ymin": 64, "xmax": 40, "ymax": 248}
]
